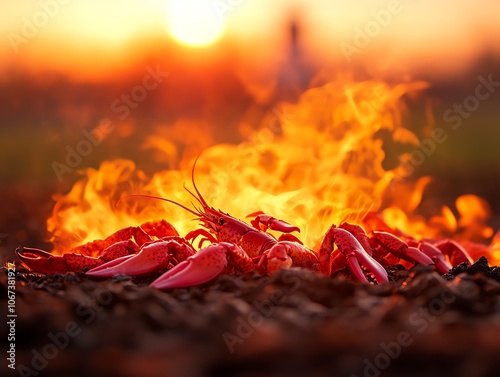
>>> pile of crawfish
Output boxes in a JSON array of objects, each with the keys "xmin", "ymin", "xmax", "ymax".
[{"xmin": 16, "ymin": 168, "xmax": 475, "ymax": 290}]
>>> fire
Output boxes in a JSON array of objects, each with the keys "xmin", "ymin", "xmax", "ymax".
[{"xmin": 47, "ymin": 76, "xmax": 498, "ymax": 265}]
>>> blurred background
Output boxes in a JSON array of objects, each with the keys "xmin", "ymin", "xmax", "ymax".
[{"xmin": 1, "ymin": 0, "xmax": 500, "ymax": 257}]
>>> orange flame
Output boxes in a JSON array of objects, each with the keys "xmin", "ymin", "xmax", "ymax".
[{"xmin": 47, "ymin": 76, "xmax": 498, "ymax": 265}]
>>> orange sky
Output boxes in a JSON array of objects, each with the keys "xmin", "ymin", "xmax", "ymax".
[{"xmin": 1, "ymin": 0, "xmax": 500, "ymax": 81}]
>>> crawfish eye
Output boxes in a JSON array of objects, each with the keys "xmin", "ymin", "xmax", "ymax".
[{"xmin": 218, "ymin": 218, "xmax": 225, "ymax": 225}]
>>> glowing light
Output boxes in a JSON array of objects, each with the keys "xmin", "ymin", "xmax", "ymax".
[{"xmin": 166, "ymin": 0, "xmax": 225, "ymax": 47}]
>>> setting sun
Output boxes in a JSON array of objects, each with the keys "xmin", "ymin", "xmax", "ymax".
[{"xmin": 166, "ymin": 0, "xmax": 225, "ymax": 47}]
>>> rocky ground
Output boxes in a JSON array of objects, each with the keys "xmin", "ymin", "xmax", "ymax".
[{"xmin": 1, "ymin": 258, "xmax": 500, "ymax": 377}]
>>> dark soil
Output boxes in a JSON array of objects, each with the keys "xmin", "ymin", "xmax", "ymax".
[{"xmin": 2, "ymin": 259, "xmax": 500, "ymax": 377}]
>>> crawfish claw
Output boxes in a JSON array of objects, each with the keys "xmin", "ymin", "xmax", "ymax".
[
  {"xmin": 248, "ymin": 211, "xmax": 300, "ymax": 233},
  {"xmin": 16, "ymin": 246, "xmax": 102, "ymax": 274},
  {"xmin": 372, "ymin": 231, "xmax": 434, "ymax": 267},
  {"xmin": 150, "ymin": 242, "xmax": 254, "ymax": 290},
  {"xmin": 86, "ymin": 239, "xmax": 193, "ymax": 277},
  {"xmin": 418, "ymin": 242, "xmax": 453, "ymax": 274},
  {"xmin": 334, "ymin": 228, "xmax": 388, "ymax": 283},
  {"xmin": 319, "ymin": 226, "xmax": 388, "ymax": 283},
  {"xmin": 435, "ymin": 240, "xmax": 473, "ymax": 266},
  {"xmin": 150, "ymin": 243, "xmax": 230, "ymax": 289}
]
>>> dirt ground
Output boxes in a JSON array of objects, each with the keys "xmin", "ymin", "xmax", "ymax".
[{"xmin": 1, "ymin": 258, "xmax": 500, "ymax": 377}]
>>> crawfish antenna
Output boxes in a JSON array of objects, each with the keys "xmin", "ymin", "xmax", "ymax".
[
  {"xmin": 183, "ymin": 183, "xmax": 204, "ymax": 207},
  {"xmin": 191, "ymin": 154, "xmax": 209, "ymax": 208},
  {"xmin": 117, "ymin": 194, "xmax": 200, "ymax": 217}
]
